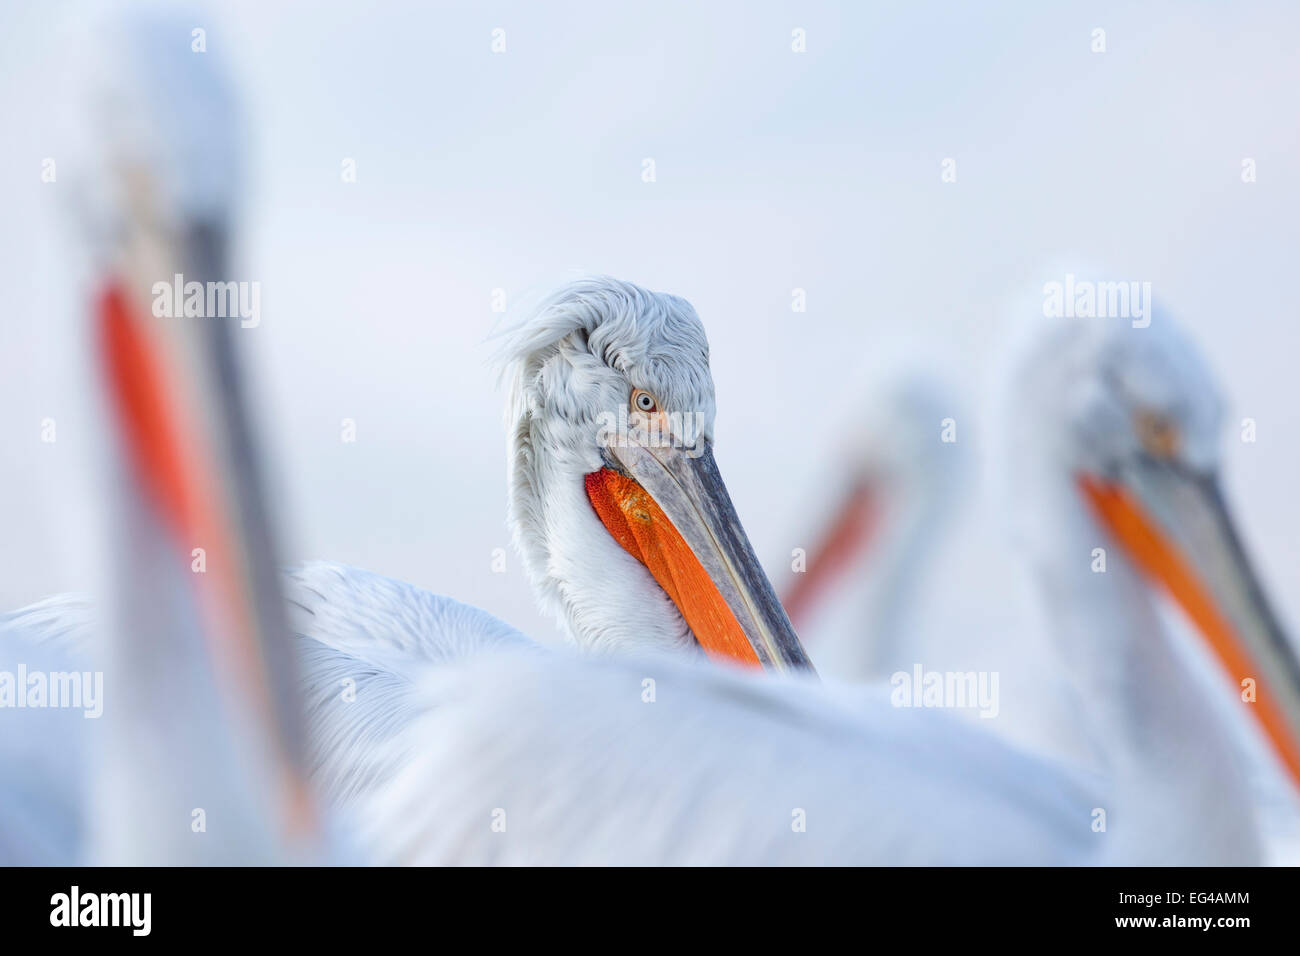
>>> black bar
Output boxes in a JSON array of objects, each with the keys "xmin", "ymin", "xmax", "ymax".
[{"xmin": 0, "ymin": 866, "xmax": 1282, "ymax": 941}]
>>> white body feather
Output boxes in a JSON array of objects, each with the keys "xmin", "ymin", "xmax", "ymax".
[
  {"xmin": 4, "ymin": 563, "xmax": 1108, "ymax": 865},
  {"xmin": 356, "ymin": 646, "xmax": 1105, "ymax": 865}
]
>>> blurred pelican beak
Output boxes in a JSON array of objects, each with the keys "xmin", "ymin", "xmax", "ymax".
[
  {"xmin": 1079, "ymin": 463, "xmax": 1300, "ymax": 790},
  {"xmin": 781, "ymin": 478, "xmax": 878, "ymax": 629},
  {"xmin": 586, "ymin": 441, "xmax": 814, "ymax": 673},
  {"xmin": 98, "ymin": 277, "xmax": 317, "ymax": 842}
]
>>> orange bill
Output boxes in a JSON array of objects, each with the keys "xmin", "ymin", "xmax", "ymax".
[
  {"xmin": 782, "ymin": 479, "xmax": 877, "ymax": 628},
  {"xmin": 585, "ymin": 442, "xmax": 812, "ymax": 672},
  {"xmin": 98, "ymin": 279, "xmax": 316, "ymax": 839},
  {"xmin": 1079, "ymin": 472, "xmax": 1300, "ymax": 791},
  {"xmin": 586, "ymin": 467, "xmax": 762, "ymax": 667}
]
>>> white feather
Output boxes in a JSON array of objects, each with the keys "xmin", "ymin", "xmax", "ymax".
[{"xmin": 356, "ymin": 646, "xmax": 1103, "ymax": 865}]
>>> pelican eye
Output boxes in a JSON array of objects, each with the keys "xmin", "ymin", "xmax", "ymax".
[
  {"xmin": 632, "ymin": 389, "xmax": 658, "ymax": 413},
  {"xmin": 1134, "ymin": 409, "xmax": 1181, "ymax": 459}
]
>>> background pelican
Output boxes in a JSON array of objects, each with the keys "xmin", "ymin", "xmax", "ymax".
[
  {"xmin": 993, "ymin": 286, "xmax": 1300, "ymax": 862},
  {"xmin": 780, "ymin": 368, "xmax": 965, "ymax": 681},
  {"xmin": 773, "ymin": 287, "xmax": 1300, "ymax": 861}
]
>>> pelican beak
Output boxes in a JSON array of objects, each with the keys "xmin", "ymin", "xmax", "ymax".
[
  {"xmin": 781, "ymin": 477, "xmax": 878, "ymax": 629},
  {"xmin": 1079, "ymin": 462, "xmax": 1300, "ymax": 791},
  {"xmin": 586, "ymin": 441, "xmax": 814, "ymax": 673}
]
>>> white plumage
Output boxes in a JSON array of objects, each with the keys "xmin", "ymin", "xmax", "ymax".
[
  {"xmin": 4, "ymin": 570, "xmax": 1102, "ymax": 864},
  {"xmin": 354, "ymin": 645, "xmax": 1100, "ymax": 865},
  {"xmin": 283, "ymin": 561, "xmax": 533, "ymax": 809}
]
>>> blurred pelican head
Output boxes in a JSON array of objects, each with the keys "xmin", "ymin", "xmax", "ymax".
[
  {"xmin": 783, "ymin": 361, "xmax": 966, "ymax": 636},
  {"xmin": 61, "ymin": 5, "xmax": 245, "ymax": 261},
  {"xmin": 1001, "ymin": 262, "xmax": 1300, "ymax": 793}
]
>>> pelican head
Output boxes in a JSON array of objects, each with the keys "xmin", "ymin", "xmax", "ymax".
[
  {"xmin": 502, "ymin": 277, "xmax": 811, "ymax": 672},
  {"xmin": 1006, "ymin": 299, "xmax": 1300, "ymax": 789}
]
